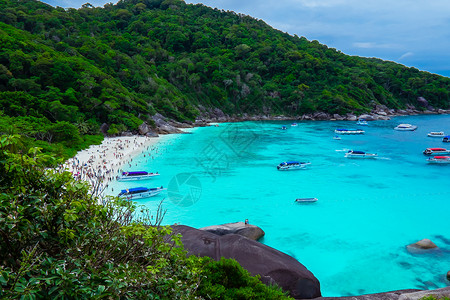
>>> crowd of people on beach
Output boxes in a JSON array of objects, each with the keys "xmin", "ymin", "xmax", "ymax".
[{"xmin": 62, "ymin": 136, "xmax": 164, "ymax": 197}]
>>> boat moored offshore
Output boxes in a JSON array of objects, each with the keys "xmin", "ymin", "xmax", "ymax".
[
  {"xmin": 356, "ymin": 119, "xmax": 368, "ymax": 126},
  {"xmin": 277, "ymin": 161, "xmax": 311, "ymax": 170},
  {"xmin": 334, "ymin": 128, "xmax": 365, "ymax": 135},
  {"xmin": 394, "ymin": 124, "xmax": 417, "ymax": 131},
  {"xmin": 427, "ymin": 131, "xmax": 445, "ymax": 137},
  {"xmin": 117, "ymin": 171, "xmax": 160, "ymax": 181},
  {"xmin": 427, "ymin": 156, "xmax": 450, "ymax": 164},
  {"xmin": 295, "ymin": 197, "xmax": 318, "ymax": 203},
  {"xmin": 423, "ymin": 148, "xmax": 450, "ymax": 156},
  {"xmin": 345, "ymin": 150, "xmax": 378, "ymax": 158},
  {"xmin": 118, "ymin": 186, "xmax": 166, "ymax": 199},
  {"xmin": 443, "ymin": 136, "xmax": 450, "ymax": 143}
]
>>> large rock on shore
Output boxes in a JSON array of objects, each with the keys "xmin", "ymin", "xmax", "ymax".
[
  {"xmin": 200, "ymin": 222, "xmax": 265, "ymax": 240},
  {"xmin": 172, "ymin": 225, "xmax": 321, "ymax": 299}
]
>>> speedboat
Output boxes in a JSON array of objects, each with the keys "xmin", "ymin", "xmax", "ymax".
[
  {"xmin": 118, "ymin": 186, "xmax": 166, "ymax": 199},
  {"xmin": 281, "ymin": 126, "xmax": 287, "ymax": 130},
  {"xmin": 423, "ymin": 148, "xmax": 450, "ymax": 156},
  {"xmin": 334, "ymin": 128, "xmax": 365, "ymax": 135},
  {"xmin": 295, "ymin": 198, "xmax": 318, "ymax": 203},
  {"xmin": 117, "ymin": 171, "xmax": 160, "ymax": 181},
  {"xmin": 291, "ymin": 123, "xmax": 298, "ymax": 127},
  {"xmin": 443, "ymin": 136, "xmax": 450, "ymax": 143},
  {"xmin": 428, "ymin": 131, "xmax": 445, "ymax": 138},
  {"xmin": 427, "ymin": 156, "xmax": 450, "ymax": 164},
  {"xmin": 277, "ymin": 161, "xmax": 311, "ymax": 170},
  {"xmin": 356, "ymin": 119, "xmax": 368, "ymax": 126},
  {"xmin": 394, "ymin": 124, "xmax": 417, "ymax": 131},
  {"xmin": 333, "ymin": 135, "xmax": 341, "ymax": 140},
  {"xmin": 345, "ymin": 150, "xmax": 378, "ymax": 158}
]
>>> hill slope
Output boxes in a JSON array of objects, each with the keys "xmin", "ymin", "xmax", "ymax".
[{"xmin": 0, "ymin": 0, "xmax": 449, "ymax": 151}]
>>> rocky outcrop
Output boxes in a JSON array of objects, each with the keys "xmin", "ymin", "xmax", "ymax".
[
  {"xmin": 172, "ymin": 225, "xmax": 321, "ymax": 299},
  {"xmin": 200, "ymin": 222, "xmax": 265, "ymax": 240},
  {"xmin": 316, "ymin": 287, "xmax": 450, "ymax": 300},
  {"xmin": 152, "ymin": 113, "xmax": 185, "ymax": 134},
  {"xmin": 406, "ymin": 239, "xmax": 438, "ymax": 253}
]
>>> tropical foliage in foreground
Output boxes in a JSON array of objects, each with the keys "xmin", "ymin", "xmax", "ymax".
[
  {"xmin": 1, "ymin": 0, "xmax": 450, "ymax": 151},
  {"xmin": 0, "ymin": 134, "xmax": 290, "ymax": 299}
]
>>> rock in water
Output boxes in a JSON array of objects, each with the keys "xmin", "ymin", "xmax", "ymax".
[
  {"xmin": 172, "ymin": 225, "xmax": 321, "ymax": 299},
  {"xmin": 406, "ymin": 239, "xmax": 438, "ymax": 253},
  {"xmin": 200, "ymin": 222, "xmax": 265, "ymax": 241}
]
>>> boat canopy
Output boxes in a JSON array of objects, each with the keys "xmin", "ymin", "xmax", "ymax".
[
  {"xmin": 428, "ymin": 148, "xmax": 446, "ymax": 151},
  {"xmin": 349, "ymin": 150, "xmax": 365, "ymax": 154},
  {"xmin": 433, "ymin": 156, "xmax": 450, "ymax": 159},
  {"xmin": 336, "ymin": 128, "xmax": 359, "ymax": 131},
  {"xmin": 122, "ymin": 171, "xmax": 148, "ymax": 176},
  {"xmin": 120, "ymin": 187, "xmax": 149, "ymax": 194}
]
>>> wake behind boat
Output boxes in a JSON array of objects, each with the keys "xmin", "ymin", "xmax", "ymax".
[
  {"xmin": 345, "ymin": 150, "xmax": 378, "ymax": 158},
  {"xmin": 118, "ymin": 186, "xmax": 166, "ymax": 199},
  {"xmin": 117, "ymin": 171, "xmax": 160, "ymax": 181},
  {"xmin": 423, "ymin": 148, "xmax": 450, "ymax": 156},
  {"xmin": 277, "ymin": 161, "xmax": 311, "ymax": 170},
  {"xmin": 335, "ymin": 128, "xmax": 365, "ymax": 135}
]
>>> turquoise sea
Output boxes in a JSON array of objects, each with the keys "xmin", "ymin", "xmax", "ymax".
[{"xmin": 107, "ymin": 114, "xmax": 450, "ymax": 296}]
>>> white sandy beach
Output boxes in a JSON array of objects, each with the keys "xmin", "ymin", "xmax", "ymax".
[{"xmin": 64, "ymin": 135, "xmax": 162, "ymax": 196}]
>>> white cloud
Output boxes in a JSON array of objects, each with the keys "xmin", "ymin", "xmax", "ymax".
[{"xmin": 398, "ymin": 52, "xmax": 414, "ymax": 60}]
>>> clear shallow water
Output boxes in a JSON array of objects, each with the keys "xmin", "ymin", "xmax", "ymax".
[{"xmin": 107, "ymin": 115, "xmax": 450, "ymax": 296}]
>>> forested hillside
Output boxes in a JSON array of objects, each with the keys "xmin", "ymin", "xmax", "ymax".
[{"xmin": 1, "ymin": 0, "xmax": 450, "ymax": 154}]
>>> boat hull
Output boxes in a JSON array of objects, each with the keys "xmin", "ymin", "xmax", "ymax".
[
  {"xmin": 277, "ymin": 163, "xmax": 311, "ymax": 170},
  {"xmin": 117, "ymin": 174, "xmax": 160, "ymax": 181},
  {"xmin": 335, "ymin": 129, "xmax": 365, "ymax": 135},
  {"xmin": 119, "ymin": 189, "xmax": 165, "ymax": 200},
  {"xmin": 295, "ymin": 198, "xmax": 318, "ymax": 203},
  {"xmin": 345, "ymin": 153, "xmax": 377, "ymax": 158}
]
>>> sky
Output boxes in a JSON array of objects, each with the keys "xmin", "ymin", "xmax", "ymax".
[{"xmin": 42, "ymin": 0, "xmax": 450, "ymax": 77}]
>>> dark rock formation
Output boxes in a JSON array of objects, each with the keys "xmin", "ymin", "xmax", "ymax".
[
  {"xmin": 447, "ymin": 271, "xmax": 450, "ymax": 281},
  {"xmin": 138, "ymin": 122, "xmax": 151, "ymax": 135},
  {"xmin": 100, "ymin": 123, "xmax": 109, "ymax": 135},
  {"xmin": 199, "ymin": 222, "xmax": 265, "ymax": 240},
  {"xmin": 152, "ymin": 113, "xmax": 184, "ymax": 134},
  {"xmin": 172, "ymin": 225, "xmax": 321, "ymax": 299},
  {"xmin": 417, "ymin": 97, "xmax": 428, "ymax": 107},
  {"xmin": 406, "ymin": 239, "xmax": 438, "ymax": 254},
  {"xmin": 312, "ymin": 112, "xmax": 329, "ymax": 120}
]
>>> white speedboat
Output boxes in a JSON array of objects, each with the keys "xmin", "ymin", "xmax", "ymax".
[
  {"xmin": 333, "ymin": 135, "xmax": 341, "ymax": 140},
  {"xmin": 295, "ymin": 198, "xmax": 318, "ymax": 203},
  {"xmin": 427, "ymin": 131, "xmax": 445, "ymax": 138},
  {"xmin": 427, "ymin": 156, "xmax": 450, "ymax": 164},
  {"xmin": 356, "ymin": 119, "xmax": 368, "ymax": 126},
  {"xmin": 334, "ymin": 128, "xmax": 365, "ymax": 135},
  {"xmin": 345, "ymin": 150, "xmax": 378, "ymax": 158},
  {"xmin": 118, "ymin": 186, "xmax": 166, "ymax": 199},
  {"xmin": 291, "ymin": 123, "xmax": 298, "ymax": 127},
  {"xmin": 117, "ymin": 171, "xmax": 160, "ymax": 181},
  {"xmin": 423, "ymin": 148, "xmax": 450, "ymax": 156},
  {"xmin": 394, "ymin": 124, "xmax": 417, "ymax": 131},
  {"xmin": 277, "ymin": 161, "xmax": 311, "ymax": 170}
]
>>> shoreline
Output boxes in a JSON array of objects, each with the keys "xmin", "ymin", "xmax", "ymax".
[{"xmin": 64, "ymin": 135, "xmax": 162, "ymax": 196}]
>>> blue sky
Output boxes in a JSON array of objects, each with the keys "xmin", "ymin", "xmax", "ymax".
[{"xmin": 42, "ymin": 0, "xmax": 450, "ymax": 77}]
